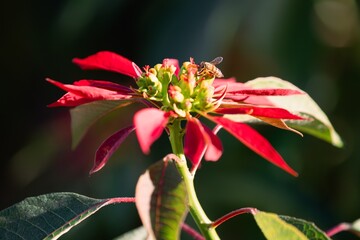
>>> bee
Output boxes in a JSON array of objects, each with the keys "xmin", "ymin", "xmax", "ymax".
[{"xmin": 197, "ymin": 56, "xmax": 224, "ymax": 78}]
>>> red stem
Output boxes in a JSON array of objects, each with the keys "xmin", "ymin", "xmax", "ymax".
[
  {"xmin": 326, "ymin": 222, "xmax": 351, "ymax": 237},
  {"xmin": 107, "ymin": 197, "xmax": 136, "ymax": 204},
  {"xmin": 212, "ymin": 207, "xmax": 257, "ymax": 228},
  {"xmin": 182, "ymin": 223, "xmax": 205, "ymax": 240}
]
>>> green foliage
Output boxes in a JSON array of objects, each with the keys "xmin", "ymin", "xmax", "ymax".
[
  {"xmin": 70, "ymin": 100, "xmax": 132, "ymax": 148},
  {"xmin": 135, "ymin": 160, "xmax": 188, "ymax": 240},
  {"xmin": 279, "ymin": 215, "xmax": 330, "ymax": 240},
  {"xmin": 0, "ymin": 192, "xmax": 126, "ymax": 240},
  {"xmin": 245, "ymin": 77, "xmax": 343, "ymax": 148},
  {"xmin": 225, "ymin": 77, "xmax": 343, "ymax": 148},
  {"xmin": 254, "ymin": 210, "xmax": 331, "ymax": 240},
  {"xmin": 254, "ymin": 210, "xmax": 308, "ymax": 240}
]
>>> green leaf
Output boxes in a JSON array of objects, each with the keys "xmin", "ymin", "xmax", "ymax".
[
  {"xmin": 113, "ymin": 226, "xmax": 147, "ymax": 240},
  {"xmin": 244, "ymin": 77, "xmax": 343, "ymax": 148},
  {"xmin": 279, "ymin": 215, "xmax": 331, "ymax": 240},
  {"xmin": 285, "ymin": 113, "xmax": 340, "ymax": 148},
  {"xmin": 135, "ymin": 159, "xmax": 188, "ymax": 240},
  {"xmin": 70, "ymin": 100, "xmax": 132, "ymax": 148},
  {"xmin": 0, "ymin": 192, "xmax": 132, "ymax": 240},
  {"xmin": 253, "ymin": 211, "xmax": 308, "ymax": 240}
]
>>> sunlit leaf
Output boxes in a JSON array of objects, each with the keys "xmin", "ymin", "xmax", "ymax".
[
  {"xmin": 243, "ymin": 77, "xmax": 343, "ymax": 147},
  {"xmin": 70, "ymin": 100, "xmax": 132, "ymax": 148},
  {"xmin": 135, "ymin": 159, "xmax": 188, "ymax": 240},
  {"xmin": 279, "ymin": 215, "xmax": 331, "ymax": 240},
  {"xmin": 253, "ymin": 211, "xmax": 308, "ymax": 240},
  {"xmin": 285, "ymin": 113, "xmax": 340, "ymax": 147},
  {"xmin": 0, "ymin": 192, "xmax": 134, "ymax": 240}
]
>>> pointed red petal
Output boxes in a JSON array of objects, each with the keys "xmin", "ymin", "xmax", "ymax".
[
  {"xmin": 133, "ymin": 108, "xmax": 169, "ymax": 154},
  {"xmin": 47, "ymin": 92, "xmax": 92, "ymax": 107},
  {"xmin": 227, "ymin": 88, "xmax": 302, "ymax": 96},
  {"xmin": 213, "ymin": 79, "xmax": 274, "ymax": 105},
  {"xmin": 208, "ymin": 116, "xmax": 298, "ymax": 176},
  {"xmin": 225, "ymin": 94, "xmax": 274, "ymax": 105},
  {"xmin": 184, "ymin": 118, "xmax": 210, "ymax": 168},
  {"xmin": 47, "ymin": 78, "xmax": 133, "ymax": 107},
  {"xmin": 72, "ymin": 51, "xmax": 142, "ymax": 78},
  {"xmin": 215, "ymin": 106, "xmax": 303, "ymax": 120},
  {"xmin": 90, "ymin": 125, "xmax": 135, "ymax": 174},
  {"xmin": 73, "ymin": 80, "xmax": 133, "ymax": 94},
  {"xmin": 203, "ymin": 124, "xmax": 223, "ymax": 161}
]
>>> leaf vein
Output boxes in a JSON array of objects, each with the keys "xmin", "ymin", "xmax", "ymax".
[
  {"xmin": 0, "ymin": 227, "xmax": 26, "ymax": 240},
  {"xmin": 22, "ymin": 219, "xmax": 48, "ymax": 235}
]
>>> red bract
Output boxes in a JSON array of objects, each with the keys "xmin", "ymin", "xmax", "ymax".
[
  {"xmin": 91, "ymin": 126, "xmax": 135, "ymax": 174},
  {"xmin": 46, "ymin": 78, "xmax": 134, "ymax": 107},
  {"xmin": 184, "ymin": 117, "xmax": 223, "ymax": 171},
  {"xmin": 72, "ymin": 51, "xmax": 142, "ymax": 78},
  {"xmin": 214, "ymin": 105, "xmax": 303, "ymax": 119},
  {"xmin": 208, "ymin": 116, "xmax": 298, "ymax": 176},
  {"xmin": 134, "ymin": 108, "xmax": 171, "ymax": 154},
  {"xmin": 48, "ymin": 51, "xmax": 306, "ymax": 176}
]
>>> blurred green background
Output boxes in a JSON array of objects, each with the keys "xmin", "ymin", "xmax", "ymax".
[{"xmin": 1, "ymin": 0, "xmax": 359, "ymax": 239}]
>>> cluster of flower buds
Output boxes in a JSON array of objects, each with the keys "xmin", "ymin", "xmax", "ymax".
[{"xmin": 136, "ymin": 58, "xmax": 220, "ymax": 118}]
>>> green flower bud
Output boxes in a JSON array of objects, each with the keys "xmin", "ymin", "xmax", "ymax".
[
  {"xmin": 154, "ymin": 64, "xmax": 162, "ymax": 72},
  {"xmin": 172, "ymin": 103, "xmax": 186, "ymax": 118},
  {"xmin": 168, "ymin": 85, "xmax": 184, "ymax": 103}
]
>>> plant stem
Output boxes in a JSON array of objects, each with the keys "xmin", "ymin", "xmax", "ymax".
[
  {"xmin": 168, "ymin": 119, "xmax": 220, "ymax": 240},
  {"xmin": 326, "ymin": 222, "xmax": 351, "ymax": 237},
  {"xmin": 212, "ymin": 208, "xmax": 257, "ymax": 228}
]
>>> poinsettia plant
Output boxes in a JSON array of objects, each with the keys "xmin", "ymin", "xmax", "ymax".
[{"xmin": 1, "ymin": 51, "xmax": 359, "ymax": 240}]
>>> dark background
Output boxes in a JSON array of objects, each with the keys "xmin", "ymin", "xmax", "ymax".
[{"xmin": 1, "ymin": 0, "xmax": 359, "ymax": 239}]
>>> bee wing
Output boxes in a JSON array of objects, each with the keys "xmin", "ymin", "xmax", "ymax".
[{"xmin": 210, "ymin": 56, "xmax": 223, "ymax": 65}]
